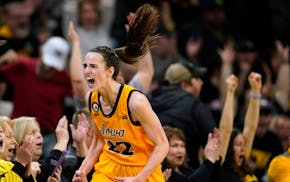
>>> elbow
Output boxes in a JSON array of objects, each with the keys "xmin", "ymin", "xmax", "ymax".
[{"xmin": 162, "ymin": 138, "xmax": 169, "ymax": 156}]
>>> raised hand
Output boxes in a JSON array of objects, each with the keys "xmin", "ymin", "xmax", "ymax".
[
  {"xmin": 124, "ymin": 12, "xmax": 135, "ymax": 33},
  {"xmin": 275, "ymin": 40, "xmax": 289, "ymax": 63},
  {"xmin": 68, "ymin": 21, "xmax": 80, "ymax": 44},
  {"xmin": 225, "ymin": 74, "xmax": 238, "ymax": 93},
  {"xmin": 218, "ymin": 45, "xmax": 235, "ymax": 65},
  {"xmin": 204, "ymin": 128, "xmax": 221, "ymax": 163},
  {"xmin": 15, "ymin": 135, "xmax": 35, "ymax": 167},
  {"xmin": 70, "ymin": 113, "xmax": 89, "ymax": 145},
  {"xmin": 248, "ymin": 72, "xmax": 262, "ymax": 93},
  {"xmin": 54, "ymin": 116, "xmax": 69, "ymax": 151}
]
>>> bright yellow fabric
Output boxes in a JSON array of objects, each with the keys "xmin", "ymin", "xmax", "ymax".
[
  {"xmin": 267, "ymin": 148, "xmax": 290, "ymax": 182},
  {"xmin": 243, "ymin": 174, "xmax": 258, "ymax": 182},
  {"xmin": 0, "ymin": 159, "xmax": 23, "ymax": 182},
  {"xmin": 0, "ymin": 25, "xmax": 13, "ymax": 38},
  {"xmin": 92, "ymin": 154, "xmax": 164, "ymax": 182},
  {"xmin": 90, "ymin": 84, "xmax": 163, "ymax": 181}
]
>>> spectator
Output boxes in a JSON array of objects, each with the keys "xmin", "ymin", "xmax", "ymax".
[
  {"xmin": 150, "ymin": 60, "xmax": 217, "ymax": 168},
  {"xmin": 162, "ymin": 126, "xmax": 220, "ymax": 182},
  {"xmin": 74, "ymin": 0, "xmax": 114, "ymax": 59},
  {"xmin": 249, "ymin": 99, "xmax": 283, "ymax": 181},
  {"xmin": 214, "ymin": 72, "xmax": 261, "ymax": 182},
  {"xmin": 0, "ymin": 0, "xmax": 38, "ymax": 57},
  {"xmin": 0, "ymin": 36, "xmax": 73, "ymax": 158},
  {"xmin": 0, "ymin": 124, "xmax": 34, "ymax": 181},
  {"xmin": 267, "ymin": 133, "xmax": 290, "ymax": 182},
  {"xmin": 0, "ymin": 116, "xmax": 17, "ymax": 161},
  {"xmin": 266, "ymin": 40, "xmax": 289, "ymax": 114},
  {"xmin": 270, "ymin": 115, "xmax": 290, "ymax": 151},
  {"xmin": 12, "ymin": 116, "xmax": 69, "ymax": 181}
]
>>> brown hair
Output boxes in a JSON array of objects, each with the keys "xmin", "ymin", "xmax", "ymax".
[
  {"xmin": 89, "ymin": 3, "xmax": 159, "ymax": 80},
  {"xmin": 72, "ymin": 107, "xmax": 96, "ymax": 133},
  {"xmin": 163, "ymin": 125, "xmax": 186, "ymax": 144},
  {"xmin": 77, "ymin": 0, "xmax": 100, "ymax": 26}
]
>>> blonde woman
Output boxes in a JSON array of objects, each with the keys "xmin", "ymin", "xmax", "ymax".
[{"xmin": 12, "ymin": 116, "xmax": 69, "ymax": 181}]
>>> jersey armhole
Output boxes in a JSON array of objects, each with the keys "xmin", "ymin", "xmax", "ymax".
[
  {"xmin": 127, "ymin": 90, "xmax": 142, "ymax": 126},
  {"xmin": 88, "ymin": 91, "xmax": 92, "ymax": 113}
]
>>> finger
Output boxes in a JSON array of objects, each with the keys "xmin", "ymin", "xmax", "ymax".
[
  {"xmin": 70, "ymin": 124, "xmax": 76, "ymax": 133},
  {"xmin": 207, "ymin": 133, "xmax": 212, "ymax": 143}
]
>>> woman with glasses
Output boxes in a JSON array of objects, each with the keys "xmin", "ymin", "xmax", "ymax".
[{"xmin": 71, "ymin": 4, "xmax": 169, "ymax": 182}]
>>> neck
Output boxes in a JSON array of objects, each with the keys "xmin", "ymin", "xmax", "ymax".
[{"xmin": 99, "ymin": 81, "xmax": 121, "ymax": 107}]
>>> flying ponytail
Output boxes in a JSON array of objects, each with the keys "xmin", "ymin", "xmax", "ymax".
[{"xmin": 115, "ymin": 3, "xmax": 159, "ymax": 64}]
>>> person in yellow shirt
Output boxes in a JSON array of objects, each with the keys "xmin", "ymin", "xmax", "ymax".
[
  {"xmin": 71, "ymin": 4, "xmax": 169, "ymax": 182},
  {"xmin": 0, "ymin": 122, "xmax": 33, "ymax": 182},
  {"xmin": 267, "ymin": 135, "xmax": 290, "ymax": 182}
]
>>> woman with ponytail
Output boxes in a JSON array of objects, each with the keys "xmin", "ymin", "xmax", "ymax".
[{"xmin": 71, "ymin": 4, "xmax": 169, "ymax": 182}]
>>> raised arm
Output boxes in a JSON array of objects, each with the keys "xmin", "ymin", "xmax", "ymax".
[
  {"xmin": 243, "ymin": 72, "xmax": 262, "ymax": 160},
  {"xmin": 53, "ymin": 116, "xmax": 69, "ymax": 151},
  {"xmin": 130, "ymin": 50, "xmax": 154, "ymax": 94},
  {"xmin": 219, "ymin": 74, "xmax": 238, "ymax": 164},
  {"xmin": 218, "ymin": 44, "xmax": 235, "ymax": 106},
  {"xmin": 124, "ymin": 13, "xmax": 154, "ymax": 94},
  {"xmin": 273, "ymin": 40, "xmax": 289, "ymax": 111},
  {"xmin": 67, "ymin": 21, "xmax": 89, "ymax": 100}
]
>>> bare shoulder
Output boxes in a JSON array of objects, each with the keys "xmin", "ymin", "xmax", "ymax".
[{"xmin": 128, "ymin": 91, "xmax": 151, "ymax": 112}]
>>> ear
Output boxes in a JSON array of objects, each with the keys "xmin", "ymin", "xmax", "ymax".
[
  {"xmin": 180, "ymin": 81, "xmax": 187, "ymax": 90},
  {"xmin": 87, "ymin": 126, "xmax": 94, "ymax": 136},
  {"xmin": 107, "ymin": 66, "xmax": 115, "ymax": 77}
]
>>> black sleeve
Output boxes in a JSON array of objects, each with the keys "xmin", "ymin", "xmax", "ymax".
[
  {"xmin": 192, "ymin": 102, "xmax": 217, "ymax": 146},
  {"xmin": 11, "ymin": 161, "xmax": 27, "ymax": 178},
  {"xmin": 187, "ymin": 159, "xmax": 216, "ymax": 182},
  {"xmin": 61, "ymin": 156, "xmax": 83, "ymax": 182}
]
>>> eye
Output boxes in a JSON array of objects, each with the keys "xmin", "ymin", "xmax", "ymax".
[{"xmin": 5, "ymin": 133, "xmax": 12, "ymax": 139}]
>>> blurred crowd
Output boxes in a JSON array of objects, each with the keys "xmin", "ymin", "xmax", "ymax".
[{"xmin": 0, "ymin": 0, "xmax": 289, "ymax": 182}]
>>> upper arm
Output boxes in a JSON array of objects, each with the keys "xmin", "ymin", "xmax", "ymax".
[
  {"xmin": 129, "ymin": 91, "xmax": 168, "ymax": 146},
  {"xmin": 134, "ymin": 51, "xmax": 154, "ymax": 94}
]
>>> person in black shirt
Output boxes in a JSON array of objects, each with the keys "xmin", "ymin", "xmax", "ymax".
[
  {"xmin": 162, "ymin": 126, "xmax": 221, "ymax": 182},
  {"xmin": 150, "ymin": 61, "xmax": 217, "ymax": 168}
]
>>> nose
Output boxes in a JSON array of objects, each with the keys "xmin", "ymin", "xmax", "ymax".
[
  {"xmin": 36, "ymin": 132, "xmax": 42, "ymax": 139},
  {"xmin": 240, "ymin": 145, "xmax": 245, "ymax": 153},
  {"xmin": 84, "ymin": 66, "xmax": 90, "ymax": 74},
  {"xmin": 199, "ymin": 78, "xmax": 203, "ymax": 85},
  {"xmin": 176, "ymin": 146, "xmax": 185, "ymax": 153}
]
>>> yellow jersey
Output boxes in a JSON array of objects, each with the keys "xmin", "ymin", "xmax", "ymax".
[
  {"xmin": 267, "ymin": 148, "xmax": 290, "ymax": 182},
  {"xmin": 89, "ymin": 84, "xmax": 155, "ymax": 166},
  {"xmin": 0, "ymin": 159, "xmax": 23, "ymax": 182}
]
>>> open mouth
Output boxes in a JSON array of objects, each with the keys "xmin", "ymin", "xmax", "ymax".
[
  {"xmin": 86, "ymin": 77, "xmax": 95, "ymax": 84},
  {"xmin": 36, "ymin": 142, "xmax": 43, "ymax": 147}
]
